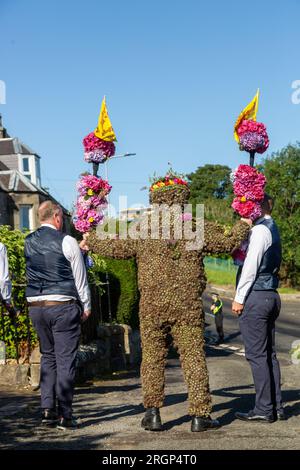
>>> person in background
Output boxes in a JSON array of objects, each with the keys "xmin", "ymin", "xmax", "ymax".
[
  {"xmin": 232, "ymin": 194, "xmax": 285, "ymax": 423},
  {"xmin": 25, "ymin": 201, "xmax": 91, "ymax": 430},
  {"xmin": 0, "ymin": 242, "xmax": 12, "ymax": 308},
  {"xmin": 210, "ymin": 292, "xmax": 224, "ymax": 344}
]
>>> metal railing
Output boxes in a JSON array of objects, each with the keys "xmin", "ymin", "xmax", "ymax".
[
  {"xmin": 0, "ymin": 281, "xmax": 114, "ymax": 359},
  {"xmin": 204, "ymin": 256, "xmax": 238, "ymax": 273}
]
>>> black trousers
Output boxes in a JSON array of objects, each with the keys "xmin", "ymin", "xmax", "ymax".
[
  {"xmin": 214, "ymin": 312, "xmax": 224, "ymax": 339},
  {"xmin": 29, "ymin": 303, "xmax": 81, "ymax": 419},
  {"xmin": 239, "ymin": 290, "xmax": 283, "ymax": 417}
]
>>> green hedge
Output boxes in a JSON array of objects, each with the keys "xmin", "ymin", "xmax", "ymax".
[
  {"xmin": 101, "ymin": 258, "xmax": 139, "ymax": 329},
  {"xmin": 0, "ymin": 226, "xmax": 38, "ymax": 359}
]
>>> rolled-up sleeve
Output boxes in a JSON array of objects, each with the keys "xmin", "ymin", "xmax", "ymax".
[
  {"xmin": 62, "ymin": 236, "xmax": 91, "ymax": 311},
  {"xmin": 0, "ymin": 243, "xmax": 12, "ymax": 302}
]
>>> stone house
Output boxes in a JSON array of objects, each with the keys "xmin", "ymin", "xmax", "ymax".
[{"xmin": 0, "ymin": 115, "xmax": 71, "ymax": 232}]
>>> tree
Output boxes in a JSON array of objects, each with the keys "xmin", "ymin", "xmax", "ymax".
[
  {"xmin": 262, "ymin": 144, "xmax": 300, "ymax": 287},
  {"xmin": 187, "ymin": 164, "xmax": 235, "ymax": 225}
]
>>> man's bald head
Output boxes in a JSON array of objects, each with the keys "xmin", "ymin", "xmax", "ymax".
[{"xmin": 38, "ymin": 200, "xmax": 63, "ymax": 230}]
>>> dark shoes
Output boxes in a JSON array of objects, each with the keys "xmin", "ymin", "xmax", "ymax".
[
  {"xmin": 277, "ymin": 410, "xmax": 287, "ymax": 421},
  {"xmin": 191, "ymin": 416, "xmax": 221, "ymax": 432},
  {"xmin": 57, "ymin": 416, "xmax": 79, "ymax": 431},
  {"xmin": 141, "ymin": 409, "xmax": 220, "ymax": 432},
  {"xmin": 41, "ymin": 408, "xmax": 58, "ymax": 425},
  {"xmin": 215, "ymin": 337, "xmax": 224, "ymax": 345},
  {"xmin": 235, "ymin": 410, "xmax": 275, "ymax": 423},
  {"xmin": 141, "ymin": 407, "xmax": 163, "ymax": 431},
  {"xmin": 42, "ymin": 409, "xmax": 79, "ymax": 430}
]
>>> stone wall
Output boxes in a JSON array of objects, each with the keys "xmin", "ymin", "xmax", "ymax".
[{"xmin": 0, "ymin": 324, "xmax": 141, "ymax": 387}]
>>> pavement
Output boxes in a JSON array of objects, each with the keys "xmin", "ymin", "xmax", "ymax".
[{"xmin": 0, "ymin": 290, "xmax": 300, "ymax": 451}]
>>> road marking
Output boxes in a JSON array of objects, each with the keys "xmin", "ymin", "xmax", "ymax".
[
  {"xmin": 221, "ymin": 345, "xmax": 239, "ymax": 351},
  {"xmin": 206, "ymin": 337, "xmax": 245, "ymax": 357},
  {"xmin": 204, "ymin": 311, "xmax": 245, "ymax": 357}
]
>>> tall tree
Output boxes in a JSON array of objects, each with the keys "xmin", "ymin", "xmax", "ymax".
[
  {"xmin": 188, "ymin": 164, "xmax": 235, "ymax": 225},
  {"xmin": 263, "ymin": 144, "xmax": 300, "ymax": 287}
]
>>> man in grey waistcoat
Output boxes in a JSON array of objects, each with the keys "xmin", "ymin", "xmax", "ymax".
[
  {"xmin": 25, "ymin": 201, "xmax": 91, "ymax": 430},
  {"xmin": 232, "ymin": 194, "xmax": 285, "ymax": 423}
]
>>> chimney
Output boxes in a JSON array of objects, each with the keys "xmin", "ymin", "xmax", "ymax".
[{"xmin": 0, "ymin": 114, "xmax": 8, "ymax": 139}]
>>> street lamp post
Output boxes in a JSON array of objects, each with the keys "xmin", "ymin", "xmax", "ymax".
[{"xmin": 103, "ymin": 153, "xmax": 136, "ymax": 217}]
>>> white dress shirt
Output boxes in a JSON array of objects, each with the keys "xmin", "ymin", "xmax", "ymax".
[
  {"xmin": 234, "ymin": 215, "xmax": 273, "ymax": 304},
  {"xmin": 27, "ymin": 224, "xmax": 91, "ymax": 311},
  {"xmin": 0, "ymin": 242, "xmax": 12, "ymax": 302}
]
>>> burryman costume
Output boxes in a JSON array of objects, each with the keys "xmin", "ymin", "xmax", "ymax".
[{"xmin": 88, "ymin": 173, "xmax": 249, "ymax": 429}]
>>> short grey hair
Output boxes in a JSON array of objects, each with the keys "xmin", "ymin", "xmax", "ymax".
[{"xmin": 38, "ymin": 200, "xmax": 62, "ymax": 222}]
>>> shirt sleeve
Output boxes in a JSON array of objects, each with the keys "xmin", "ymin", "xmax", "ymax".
[
  {"xmin": 62, "ymin": 236, "xmax": 91, "ymax": 311},
  {"xmin": 234, "ymin": 225, "xmax": 272, "ymax": 304},
  {"xmin": 0, "ymin": 244, "xmax": 12, "ymax": 302}
]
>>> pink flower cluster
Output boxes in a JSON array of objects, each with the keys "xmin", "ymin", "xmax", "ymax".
[
  {"xmin": 73, "ymin": 173, "xmax": 112, "ymax": 233},
  {"xmin": 77, "ymin": 174, "xmax": 112, "ymax": 198},
  {"xmin": 83, "ymin": 132, "xmax": 115, "ymax": 162},
  {"xmin": 231, "ymin": 164, "xmax": 267, "ymax": 220},
  {"xmin": 237, "ymin": 120, "xmax": 269, "ymax": 154},
  {"xmin": 73, "ymin": 209, "xmax": 104, "ymax": 233}
]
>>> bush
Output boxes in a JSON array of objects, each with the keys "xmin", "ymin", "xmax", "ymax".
[
  {"xmin": 100, "ymin": 258, "xmax": 139, "ymax": 329},
  {"xmin": 0, "ymin": 226, "xmax": 38, "ymax": 359}
]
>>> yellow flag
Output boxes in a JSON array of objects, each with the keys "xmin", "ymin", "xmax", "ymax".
[
  {"xmin": 234, "ymin": 89, "xmax": 259, "ymax": 142},
  {"xmin": 94, "ymin": 96, "xmax": 117, "ymax": 142}
]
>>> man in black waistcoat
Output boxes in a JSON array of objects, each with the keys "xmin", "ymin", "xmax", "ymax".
[
  {"xmin": 232, "ymin": 195, "xmax": 285, "ymax": 423},
  {"xmin": 25, "ymin": 201, "xmax": 91, "ymax": 430}
]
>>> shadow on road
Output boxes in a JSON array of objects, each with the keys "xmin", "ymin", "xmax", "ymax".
[{"xmin": 211, "ymin": 385, "xmax": 300, "ymax": 425}]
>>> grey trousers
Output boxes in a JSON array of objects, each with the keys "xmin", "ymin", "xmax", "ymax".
[
  {"xmin": 239, "ymin": 290, "xmax": 283, "ymax": 417},
  {"xmin": 29, "ymin": 303, "xmax": 81, "ymax": 419}
]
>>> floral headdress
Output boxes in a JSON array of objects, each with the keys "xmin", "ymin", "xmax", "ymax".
[{"xmin": 149, "ymin": 166, "xmax": 189, "ymax": 192}]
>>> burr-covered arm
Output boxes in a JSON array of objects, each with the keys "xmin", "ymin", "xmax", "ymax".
[
  {"xmin": 203, "ymin": 220, "xmax": 250, "ymax": 255},
  {"xmin": 87, "ymin": 232, "xmax": 138, "ymax": 259}
]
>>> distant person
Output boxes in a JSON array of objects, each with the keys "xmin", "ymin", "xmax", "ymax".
[
  {"xmin": 25, "ymin": 201, "xmax": 91, "ymax": 430},
  {"xmin": 0, "ymin": 242, "xmax": 12, "ymax": 308},
  {"xmin": 232, "ymin": 194, "xmax": 285, "ymax": 423},
  {"xmin": 210, "ymin": 292, "xmax": 224, "ymax": 344}
]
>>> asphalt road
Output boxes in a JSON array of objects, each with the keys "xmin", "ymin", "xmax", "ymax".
[
  {"xmin": 203, "ymin": 292, "xmax": 300, "ymax": 357},
  {"xmin": 0, "ymin": 290, "xmax": 300, "ymax": 450}
]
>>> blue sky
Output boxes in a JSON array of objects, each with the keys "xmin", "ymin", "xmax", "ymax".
[{"xmin": 1, "ymin": 0, "xmax": 300, "ymax": 213}]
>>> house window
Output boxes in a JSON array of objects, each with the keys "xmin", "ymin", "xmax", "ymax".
[
  {"xmin": 35, "ymin": 159, "xmax": 41, "ymax": 186},
  {"xmin": 22, "ymin": 158, "xmax": 29, "ymax": 172},
  {"xmin": 19, "ymin": 205, "xmax": 32, "ymax": 231}
]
